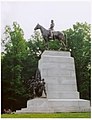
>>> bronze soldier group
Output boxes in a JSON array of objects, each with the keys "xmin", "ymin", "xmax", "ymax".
[{"xmin": 28, "ymin": 76, "xmax": 47, "ymax": 99}]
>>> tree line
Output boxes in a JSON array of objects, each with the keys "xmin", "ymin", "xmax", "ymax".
[{"xmin": 1, "ymin": 22, "xmax": 91, "ymax": 112}]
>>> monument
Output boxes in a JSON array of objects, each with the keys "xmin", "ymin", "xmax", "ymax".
[{"xmin": 16, "ymin": 50, "xmax": 90, "ymax": 113}]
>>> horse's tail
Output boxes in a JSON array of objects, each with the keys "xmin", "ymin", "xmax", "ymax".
[{"xmin": 64, "ymin": 33, "xmax": 68, "ymax": 46}]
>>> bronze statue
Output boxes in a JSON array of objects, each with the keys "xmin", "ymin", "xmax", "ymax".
[
  {"xmin": 35, "ymin": 69, "xmax": 41, "ymax": 81},
  {"xmin": 35, "ymin": 78, "xmax": 47, "ymax": 98},
  {"xmin": 40, "ymin": 79, "xmax": 47, "ymax": 97},
  {"xmin": 34, "ymin": 22, "xmax": 67, "ymax": 49},
  {"xmin": 29, "ymin": 76, "xmax": 36, "ymax": 98},
  {"xmin": 49, "ymin": 20, "xmax": 55, "ymax": 39},
  {"xmin": 28, "ymin": 73, "xmax": 47, "ymax": 98}
]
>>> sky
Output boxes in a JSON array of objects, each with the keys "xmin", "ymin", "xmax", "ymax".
[{"xmin": 1, "ymin": 0, "xmax": 91, "ymax": 40}]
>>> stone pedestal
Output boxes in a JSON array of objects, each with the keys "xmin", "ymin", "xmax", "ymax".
[
  {"xmin": 16, "ymin": 50, "xmax": 90, "ymax": 113},
  {"xmin": 39, "ymin": 51, "xmax": 79, "ymax": 99}
]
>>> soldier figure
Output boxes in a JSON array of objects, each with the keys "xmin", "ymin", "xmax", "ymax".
[
  {"xmin": 49, "ymin": 20, "xmax": 55, "ymax": 38},
  {"xmin": 29, "ymin": 76, "xmax": 36, "ymax": 97},
  {"xmin": 40, "ymin": 79, "xmax": 47, "ymax": 97},
  {"xmin": 35, "ymin": 69, "xmax": 41, "ymax": 81}
]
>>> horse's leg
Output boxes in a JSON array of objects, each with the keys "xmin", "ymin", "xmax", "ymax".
[
  {"xmin": 64, "ymin": 34, "xmax": 68, "ymax": 50},
  {"xmin": 60, "ymin": 35, "xmax": 67, "ymax": 50},
  {"xmin": 46, "ymin": 42, "xmax": 49, "ymax": 50},
  {"xmin": 45, "ymin": 38, "xmax": 49, "ymax": 50},
  {"xmin": 43, "ymin": 41, "xmax": 48, "ymax": 50},
  {"xmin": 59, "ymin": 39, "xmax": 67, "ymax": 50},
  {"xmin": 43, "ymin": 39, "xmax": 46, "ymax": 47},
  {"xmin": 43, "ymin": 37, "xmax": 48, "ymax": 50},
  {"xmin": 61, "ymin": 40, "xmax": 65, "ymax": 46},
  {"xmin": 62, "ymin": 40, "xmax": 67, "ymax": 50}
]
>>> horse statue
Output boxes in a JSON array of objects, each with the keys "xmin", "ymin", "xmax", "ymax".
[{"xmin": 34, "ymin": 24, "xmax": 67, "ymax": 49}]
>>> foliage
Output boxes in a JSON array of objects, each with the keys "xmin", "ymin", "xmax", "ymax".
[
  {"xmin": 65, "ymin": 22, "xmax": 91, "ymax": 100},
  {"xmin": 1, "ymin": 112, "xmax": 91, "ymax": 118},
  {"xmin": 1, "ymin": 22, "xmax": 29, "ymax": 111},
  {"xmin": 23, "ymin": 31, "xmax": 44, "ymax": 80}
]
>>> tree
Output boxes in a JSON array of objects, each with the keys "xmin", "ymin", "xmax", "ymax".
[
  {"xmin": 1, "ymin": 22, "xmax": 29, "ymax": 111},
  {"xmin": 65, "ymin": 22, "xmax": 91, "ymax": 100}
]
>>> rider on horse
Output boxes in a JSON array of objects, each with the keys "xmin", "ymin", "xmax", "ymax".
[{"xmin": 49, "ymin": 20, "xmax": 55, "ymax": 39}]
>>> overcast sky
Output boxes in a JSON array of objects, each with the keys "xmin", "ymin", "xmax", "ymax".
[{"xmin": 1, "ymin": 1, "xmax": 91, "ymax": 40}]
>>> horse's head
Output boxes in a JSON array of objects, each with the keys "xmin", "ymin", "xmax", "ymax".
[{"xmin": 34, "ymin": 24, "xmax": 40, "ymax": 30}]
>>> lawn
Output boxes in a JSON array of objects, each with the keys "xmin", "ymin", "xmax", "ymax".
[{"xmin": 1, "ymin": 112, "xmax": 91, "ymax": 118}]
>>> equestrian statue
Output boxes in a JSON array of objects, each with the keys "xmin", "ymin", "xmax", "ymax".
[{"xmin": 34, "ymin": 20, "xmax": 67, "ymax": 49}]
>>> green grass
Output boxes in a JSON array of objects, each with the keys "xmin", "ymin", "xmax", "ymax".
[{"xmin": 1, "ymin": 112, "xmax": 91, "ymax": 118}]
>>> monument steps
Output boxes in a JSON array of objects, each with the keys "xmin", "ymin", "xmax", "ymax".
[{"xmin": 16, "ymin": 98, "xmax": 90, "ymax": 113}]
